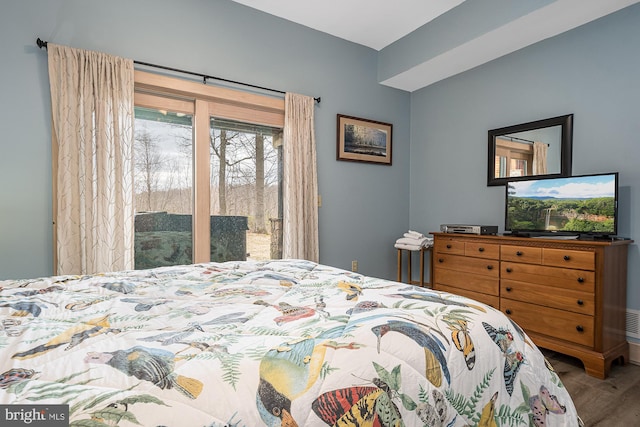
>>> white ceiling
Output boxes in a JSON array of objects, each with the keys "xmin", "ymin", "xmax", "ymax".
[
  {"xmin": 231, "ymin": 0, "xmax": 466, "ymax": 51},
  {"xmin": 231, "ymin": 0, "xmax": 640, "ymax": 91}
]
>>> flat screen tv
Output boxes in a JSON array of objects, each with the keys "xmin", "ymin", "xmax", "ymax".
[{"xmin": 505, "ymin": 172, "xmax": 618, "ymax": 237}]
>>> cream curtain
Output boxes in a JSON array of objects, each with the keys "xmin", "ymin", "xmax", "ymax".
[
  {"xmin": 282, "ymin": 93, "xmax": 319, "ymax": 262},
  {"xmin": 533, "ymin": 141, "xmax": 548, "ymax": 175},
  {"xmin": 48, "ymin": 44, "xmax": 134, "ymax": 275}
]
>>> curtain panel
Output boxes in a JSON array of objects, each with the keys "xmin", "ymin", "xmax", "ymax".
[
  {"xmin": 533, "ymin": 141, "xmax": 548, "ymax": 175},
  {"xmin": 48, "ymin": 44, "xmax": 135, "ymax": 275},
  {"xmin": 282, "ymin": 93, "xmax": 319, "ymax": 262}
]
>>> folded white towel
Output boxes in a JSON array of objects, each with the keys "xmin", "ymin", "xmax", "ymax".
[
  {"xmin": 406, "ymin": 230, "xmax": 425, "ymax": 239},
  {"xmin": 394, "ymin": 242, "xmax": 422, "ymax": 251},
  {"xmin": 396, "ymin": 236, "xmax": 429, "ymax": 246},
  {"xmin": 395, "ymin": 235, "xmax": 433, "ymax": 249}
]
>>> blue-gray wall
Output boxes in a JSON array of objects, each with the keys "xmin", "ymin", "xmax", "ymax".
[
  {"xmin": 409, "ymin": 5, "xmax": 640, "ymax": 312},
  {"xmin": 1, "ymin": 0, "xmax": 638, "ymax": 322},
  {"xmin": 0, "ymin": 0, "xmax": 411, "ymax": 280}
]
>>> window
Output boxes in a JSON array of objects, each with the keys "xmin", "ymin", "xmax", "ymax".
[{"xmin": 133, "ymin": 71, "xmax": 285, "ymax": 268}]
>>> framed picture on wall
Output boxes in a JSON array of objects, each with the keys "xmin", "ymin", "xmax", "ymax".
[{"xmin": 337, "ymin": 114, "xmax": 392, "ymax": 165}]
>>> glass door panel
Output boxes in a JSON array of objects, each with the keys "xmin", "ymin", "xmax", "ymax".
[
  {"xmin": 133, "ymin": 107, "xmax": 194, "ymax": 269},
  {"xmin": 209, "ymin": 118, "xmax": 283, "ymax": 261},
  {"xmin": 509, "ymin": 159, "xmax": 528, "ymax": 177},
  {"xmin": 495, "ymin": 155, "xmax": 507, "ymax": 178}
]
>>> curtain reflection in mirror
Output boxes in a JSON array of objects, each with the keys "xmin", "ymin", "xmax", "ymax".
[{"xmin": 533, "ymin": 141, "xmax": 548, "ymax": 175}]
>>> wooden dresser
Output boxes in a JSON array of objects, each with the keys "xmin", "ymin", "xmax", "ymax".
[{"xmin": 431, "ymin": 232, "xmax": 632, "ymax": 379}]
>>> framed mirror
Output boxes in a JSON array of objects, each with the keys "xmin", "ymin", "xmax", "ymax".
[{"xmin": 487, "ymin": 114, "xmax": 573, "ymax": 186}]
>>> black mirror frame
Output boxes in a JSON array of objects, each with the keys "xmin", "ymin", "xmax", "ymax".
[{"xmin": 487, "ymin": 114, "xmax": 573, "ymax": 186}]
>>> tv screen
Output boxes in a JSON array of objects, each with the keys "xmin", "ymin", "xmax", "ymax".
[{"xmin": 505, "ymin": 172, "xmax": 618, "ymax": 236}]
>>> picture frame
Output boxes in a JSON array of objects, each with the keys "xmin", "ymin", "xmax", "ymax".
[{"xmin": 337, "ymin": 114, "xmax": 392, "ymax": 165}]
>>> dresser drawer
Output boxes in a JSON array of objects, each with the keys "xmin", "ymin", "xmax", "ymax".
[
  {"xmin": 501, "ymin": 280, "xmax": 594, "ymax": 316},
  {"xmin": 434, "ymin": 284, "xmax": 499, "ymax": 309},
  {"xmin": 434, "ymin": 238, "xmax": 465, "ymax": 255},
  {"xmin": 465, "ymin": 242, "xmax": 499, "ymax": 259},
  {"xmin": 542, "ymin": 248, "xmax": 595, "ymax": 270},
  {"xmin": 501, "ymin": 299, "xmax": 594, "ymax": 347},
  {"xmin": 501, "ymin": 262, "xmax": 595, "ymax": 293},
  {"xmin": 434, "ymin": 253, "xmax": 499, "ymax": 278},
  {"xmin": 500, "ymin": 245, "xmax": 542, "ymax": 264},
  {"xmin": 434, "ymin": 269, "xmax": 499, "ymax": 296}
]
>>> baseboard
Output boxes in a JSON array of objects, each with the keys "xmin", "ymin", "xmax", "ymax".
[{"xmin": 630, "ymin": 341, "xmax": 640, "ymax": 365}]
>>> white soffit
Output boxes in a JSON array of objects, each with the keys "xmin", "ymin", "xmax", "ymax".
[
  {"xmin": 381, "ymin": 0, "xmax": 640, "ymax": 92},
  {"xmin": 230, "ymin": 0, "xmax": 466, "ymax": 51}
]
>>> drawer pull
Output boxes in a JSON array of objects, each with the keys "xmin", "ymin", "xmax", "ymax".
[
  {"xmin": 486, "ymin": 265, "xmax": 493, "ymax": 270},
  {"xmin": 576, "ymin": 325, "xmax": 584, "ymax": 333},
  {"xmin": 577, "ymin": 277, "xmax": 584, "ymax": 283},
  {"xmin": 505, "ymin": 309, "xmax": 512, "ymax": 315},
  {"xmin": 478, "ymin": 247, "xmax": 485, "ymax": 252},
  {"xmin": 564, "ymin": 255, "xmax": 571, "ymax": 261},
  {"xmin": 506, "ymin": 287, "xmax": 512, "ymax": 292},
  {"xmin": 438, "ymin": 258, "xmax": 444, "ymax": 263},
  {"xmin": 577, "ymin": 300, "xmax": 584, "ymax": 306},
  {"xmin": 446, "ymin": 244, "xmax": 452, "ymax": 249},
  {"xmin": 505, "ymin": 267, "xmax": 512, "ymax": 273},
  {"xmin": 516, "ymin": 251, "xmax": 523, "ymax": 256}
]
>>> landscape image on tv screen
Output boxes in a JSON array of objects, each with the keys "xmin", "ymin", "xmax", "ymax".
[{"xmin": 506, "ymin": 174, "xmax": 616, "ymax": 234}]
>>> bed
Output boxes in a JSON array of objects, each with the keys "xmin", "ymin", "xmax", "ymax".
[{"xmin": 0, "ymin": 259, "xmax": 581, "ymax": 426}]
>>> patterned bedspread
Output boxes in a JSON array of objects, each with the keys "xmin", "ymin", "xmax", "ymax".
[{"xmin": 0, "ymin": 259, "xmax": 580, "ymax": 426}]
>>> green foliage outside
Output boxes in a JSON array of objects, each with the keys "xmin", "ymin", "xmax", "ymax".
[{"xmin": 506, "ymin": 197, "xmax": 615, "ymax": 233}]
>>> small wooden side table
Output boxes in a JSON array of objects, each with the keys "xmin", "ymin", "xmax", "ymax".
[{"xmin": 396, "ymin": 247, "xmax": 432, "ymax": 287}]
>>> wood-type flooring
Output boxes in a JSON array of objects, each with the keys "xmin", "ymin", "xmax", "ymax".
[{"xmin": 543, "ymin": 350, "xmax": 640, "ymax": 427}]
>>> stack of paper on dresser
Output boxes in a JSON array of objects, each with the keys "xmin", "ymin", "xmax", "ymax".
[{"xmin": 394, "ymin": 230, "xmax": 433, "ymax": 250}]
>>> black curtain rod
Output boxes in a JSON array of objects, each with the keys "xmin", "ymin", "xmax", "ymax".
[
  {"xmin": 500, "ymin": 135, "xmax": 549, "ymax": 146},
  {"xmin": 36, "ymin": 38, "xmax": 320, "ymax": 103}
]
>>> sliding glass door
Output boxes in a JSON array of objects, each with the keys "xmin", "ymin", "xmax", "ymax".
[{"xmin": 132, "ymin": 74, "xmax": 285, "ymax": 269}]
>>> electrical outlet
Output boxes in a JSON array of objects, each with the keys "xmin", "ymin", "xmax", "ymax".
[{"xmin": 351, "ymin": 260, "xmax": 358, "ymax": 272}]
